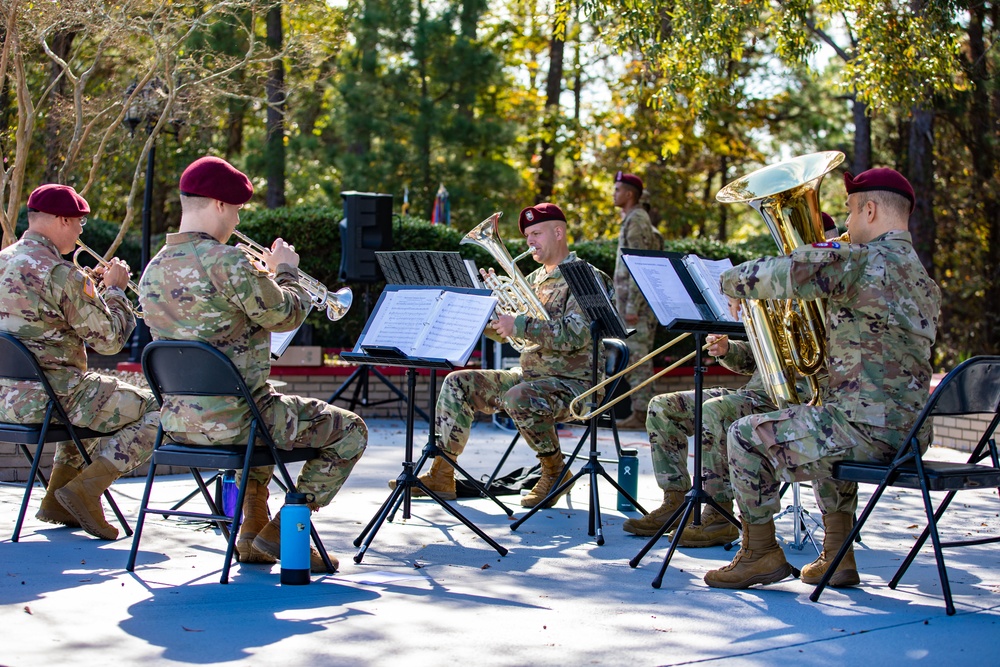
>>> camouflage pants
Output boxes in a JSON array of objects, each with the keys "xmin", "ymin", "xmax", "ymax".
[
  {"xmin": 727, "ymin": 404, "xmax": 897, "ymax": 524},
  {"xmin": 646, "ymin": 386, "xmax": 772, "ymax": 502},
  {"xmin": 228, "ymin": 395, "xmax": 367, "ymax": 508},
  {"xmin": 5, "ymin": 372, "xmax": 161, "ymax": 475},
  {"xmin": 623, "ymin": 310, "xmax": 658, "ymax": 413},
  {"xmin": 436, "ymin": 369, "xmax": 590, "ymax": 458}
]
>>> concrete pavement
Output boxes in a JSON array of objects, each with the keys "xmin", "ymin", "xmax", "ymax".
[{"xmin": 2, "ymin": 418, "xmax": 999, "ymax": 666}]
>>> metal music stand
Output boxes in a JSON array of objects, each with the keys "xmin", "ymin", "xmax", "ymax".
[
  {"xmin": 345, "ymin": 283, "xmax": 508, "ymax": 563},
  {"xmin": 509, "ymin": 260, "xmax": 645, "ymax": 544},
  {"xmin": 620, "ymin": 249, "xmax": 749, "ymax": 587},
  {"xmin": 368, "ymin": 251, "xmax": 513, "ymax": 518},
  {"xmin": 327, "ymin": 285, "xmax": 428, "ymax": 421}
]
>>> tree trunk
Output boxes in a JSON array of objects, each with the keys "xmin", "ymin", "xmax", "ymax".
[
  {"xmin": 43, "ymin": 30, "xmax": 77, "ymax": 183},
  {"xmin": 907, "ymin": 108, "xmax": 935, "ymax": 277},
  {"xmin": 966, "ymin": 1, "xmax": 1000, "ymax": 352},
  {"xmin": 265, "ymin": 4, "xmax": 286, "ymax": 209},
  {"xmin": 851, "ymin": 94, "xmax": 872, "ymax": 174},
  {"xmin": 536, "ymin": 28, "xmax": 564, "ymax": 203}
]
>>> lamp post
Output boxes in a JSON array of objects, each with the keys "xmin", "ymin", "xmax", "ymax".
[{"xmin": 123, "ymin": 79, "xmax": 177, "ymax": 362}]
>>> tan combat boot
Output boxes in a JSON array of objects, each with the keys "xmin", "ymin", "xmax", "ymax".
[
  {"xmin": 622, "ymin": 489, "xmax": 687, "ymax": 536},
  {"xmin": 36, "ymin": 463, "xmax": 82, "ymax": 527},
  {"xmin": 252, "ymin": 512, "xmax": 338, "ymax": 573},
  {"xmin": 236, "ymin": 478, "xmax": 276, "ymax": 564},
  {"xmin": 704, "ymin": 519, "xmax": 794, "ymax": 589},
  {"xmin": 800, "ymin": 511, "xmax": 860, "ymax": 587},
  {"xmin": 388, "ymin": 455, "xmax": 457, "ymax": 500},
  {"xmin": 677, "ymin": 502, "xmax": 740, "ymax": 548},
  {"xmin": 54, "ymin": 457, "xmax": 121, "ymax": 540},
  {"xmin": 521, "ymin": 451, "xmax": 573, "ymax": 508}
]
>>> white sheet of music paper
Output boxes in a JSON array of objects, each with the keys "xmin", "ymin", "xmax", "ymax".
[
  {"xmin": 359, "ymin": 289, "xmax": 497, "ymax": 366},
  {"xmin": 622, "ymin": 254, "xmax": 702, "ymax": 325}
]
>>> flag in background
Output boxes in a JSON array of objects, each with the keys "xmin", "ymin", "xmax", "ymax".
[{"xmin": 431, "ymin": 183, "xmax": 450, "ymax": 225}]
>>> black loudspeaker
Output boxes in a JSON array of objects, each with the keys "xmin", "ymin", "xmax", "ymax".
[{"xmin": 339, "ymin": 191, "xmax": 393, "ymax": 282}]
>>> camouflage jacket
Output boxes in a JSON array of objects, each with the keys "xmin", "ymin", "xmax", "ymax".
[
  {"xmin": 138, "ymin": 231, "xmax": 311, "ymax": 442},
  {"xmin": 720, "ymin": 230, "xmax": 941, "ymax": 437},
  {"xmin": 613, "ymin": 207, "xmax": 662, "ymax": 319},
  {"xmin": 512, "ymin": 251, "xmax": 614, "ymax": 383},
  {"xmin": 0, "ymin": 231, "xmax": 135, "ymax": 419}
]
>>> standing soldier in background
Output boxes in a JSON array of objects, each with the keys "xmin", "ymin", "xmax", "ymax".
[
  {"xmin": 612, "ymin": 171, "xmax": 663, "ymax": 430},
  {"xmin": 0, "ymin": 184, "xmax": 158, "ymax": 540},
  {"xmin": 139, "ymin": 156, "xmax": 367, "ymax": 573}
]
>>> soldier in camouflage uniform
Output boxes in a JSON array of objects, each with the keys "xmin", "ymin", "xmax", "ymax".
[
  {"xmin": 138, "ymin": 157, "xmax": 366, "ymax": 573},
  {"xmin": 397, "ymin": 202, "xmax": 613, "ymax": 508},
  {"xmin": 612, "ymin": 172, "xmax": 663, "ymax": 430},
  {"xmin": 0, "ymin": 184, "xmax": 158, "ymax": 540},
  {"xmin": 705, "ymin": 168, "xmax": 941, "ymax": 589},
  {"xmin": 624, "ymin": 214, "xmax": 840, "ymax": 544}
]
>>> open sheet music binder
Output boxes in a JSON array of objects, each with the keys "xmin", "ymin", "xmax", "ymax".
[
  {"xmin": 341, "ymin": 285, "xmax": 496, "ymax": 367},
  {"xmin": 269, "ymin": 306, "xmax": 313, "ymax": 359},
  {"xmin": 621, "ymin": 249, "xmax": 745, "ymax": 336}
]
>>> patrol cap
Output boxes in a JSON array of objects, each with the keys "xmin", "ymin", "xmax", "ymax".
[
  {"xmin": 27, "ymin": 184, "xmax": 90, "ymax": 217},
  {"xmin": 844, "ymin": 168, "xmax": 914, "ymax": 213},
  {"xmin": 179, "ymin": 156, "xmax": 254, "ymax": 205},
  {"xmin": 615, "ymin": 171, "xmax": 643, "ymax": 193},
  {"xmin": 518, "ymin": 202, "xmax": 565, "ymax": 235}
]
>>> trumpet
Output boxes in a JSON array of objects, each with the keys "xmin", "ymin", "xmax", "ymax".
[
  {"xmin": 569, "ymin": 334, "xmax": 711, "ymax": 421},
  {"xmin": 72, "ymin": 241, "xmax": 143, "ymax": 318},
  {"xmin": 231, "ymin": 230, "xmax": 352, "ymax": 321}
]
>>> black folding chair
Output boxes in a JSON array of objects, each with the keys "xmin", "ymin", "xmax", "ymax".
[
  {"xmin": 127, "ymin": 340, "xmax": 335, "ymax": 584},
  {"xmin": 484, "ymin": 338, "xmax": 631, "ymax": 491},
  {"xmin": 0, "ymin": 332, "xmax": 132, "ymax": 542},
  {"xmin": 810, "ymin": 355, "xmax": 1000, "ymax": 615}
]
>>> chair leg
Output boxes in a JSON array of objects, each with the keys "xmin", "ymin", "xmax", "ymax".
[
  {"xmin": 485, "ymin": 432, "xmax": 520, "ymax": 491},
  {"xmin": 12, "ymin": 440, "xmax": 47, "ymax": 542},
  {"xmin": 126, "ymin": 461, "xmax": 159, "ymax": 573}
]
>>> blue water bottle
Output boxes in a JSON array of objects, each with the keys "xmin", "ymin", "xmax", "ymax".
[
  {"xmin": 280, "ymin": 492, "xmax": 311, "ymax": 586},
  {"xmin": 617, "ymin": 449, "xmax": 640, "ymax": 511},
  {"xmin": 220, "ymin": 470, "xmax": 240, "ymax": 530}
]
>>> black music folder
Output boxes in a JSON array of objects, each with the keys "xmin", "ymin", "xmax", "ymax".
[{"xmin": 622, "ymin": 249, "xmax": 744, "ymax": 335}]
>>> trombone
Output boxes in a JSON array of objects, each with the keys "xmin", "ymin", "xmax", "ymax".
[
  {"xmin": 231, "ymin": 230, "xmax": 353, "ymax": 321},
  {"xmin": 568, "ymin": 334, "xmax": 711, "ymax": 421},
  {"xmin": 72, "ymin": 240, "xmax": 143, "ymax": 318}
]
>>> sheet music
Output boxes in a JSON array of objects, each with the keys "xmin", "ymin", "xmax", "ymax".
[
  {"xmin": 269, "ymin": 309, "xmax": 312, "ymax": 359},
  {"xmin": 682, "ymin": 255, "xmax": 737, "ymax": 321},
  {"xmin": 358, "ymin": 289, "xmax": 497, "ymax": 366},
  {"xmin": 622, "ymin": 254, "xmax": 702, "ymax": 325}
]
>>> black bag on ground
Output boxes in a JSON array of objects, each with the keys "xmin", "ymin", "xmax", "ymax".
[{"xmin": 454, "ymin": 465, "xmax": 541, "ymax": 498}]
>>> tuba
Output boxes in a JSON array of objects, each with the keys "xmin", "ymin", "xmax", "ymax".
[
  {"xmin": 461, "ymin": 212, "xmax": 550, "ymax": 352},
  {"xmin": 716, "ymin": 151, "xmax": 845, "ymax": 408}
]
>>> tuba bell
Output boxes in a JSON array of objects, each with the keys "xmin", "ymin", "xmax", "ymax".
[
  {"xmin": 461, "ymin": 212, "xmax": 550, "ymax": 353},
  {"xmin": 716, "ymin": 150, "xmax": 845, "ymax": 408}
]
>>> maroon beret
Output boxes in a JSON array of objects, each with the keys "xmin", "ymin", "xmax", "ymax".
[
  {"xmin": 821, "ymin": 212, "xmax": 836, "ymax": 231},
  {"xmin": 518, "ymin": 202, "xmax": 566, "ymax": 235},
  {"xmin": 615, "ymin": 171, "xmax": 643, "ymax": 193},
  {"xmin": 27, "ymin": 184, "xmax": 90, "ymax": 217},
  {"xmin": 844, "ymin": 168, "xmax": 914, "ymax": 213},
  {"xmin": 179, "ymin": 156, "xmax": 254, "ymax": 205}
]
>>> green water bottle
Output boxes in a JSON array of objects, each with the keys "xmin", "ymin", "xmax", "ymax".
[{"xmin": 617, "ymin": 449, "xmax": 639, "ymax": 511}]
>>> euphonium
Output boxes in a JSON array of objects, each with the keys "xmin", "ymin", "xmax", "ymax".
[
  {"xmin": 72, "ymin": 240, "xmax": 143, "ymax": 318},
  {"xmin": 231, "ymin": 230, "xmax": 353, "ymax": 321},
  {"xmin": 716, "ymin": 150, "xmax": 845, "ymax": 408},
  {"xmin": 460, "ymin": 212, "xmax": 549, "ymax": 353}
]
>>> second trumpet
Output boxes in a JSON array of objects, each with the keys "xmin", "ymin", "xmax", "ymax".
[
  {"xmin": 73, "ymin": 240, "xmax": 143, "ymax": 318},
  {"xmin": 231, "ymin": 230, "xmax": 352, "ymax": 321}
]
